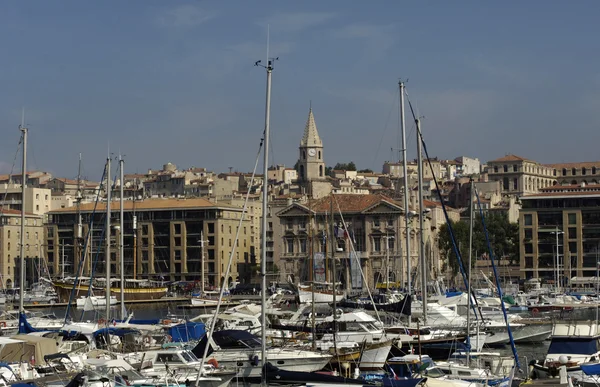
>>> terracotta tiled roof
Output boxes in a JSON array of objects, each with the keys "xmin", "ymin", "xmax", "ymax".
[
  {"xmin": 50, "ymin": 198, "xmax": 236, "ymax": 213},
  {"xmin": 488, "ymin": 154, "xmax": 530, "ymax": 163},
  {"xmin": 53, "ymin": 177, "xmax": 79, "ymax": 185},
  {"xmin": 306, "ymin": 194, "xmax": 400, "ymax": 213},
  {"xmin": 544, "ymin": 161, "xmax": 600, "ymax": 169}
]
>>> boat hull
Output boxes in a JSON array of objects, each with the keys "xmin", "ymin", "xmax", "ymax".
[
  {"xmin": 211, "ymin": 349, "xmax": 331, "ymax": 380},
  {"xmin": 298, "ymin": 288, "xmax": 346, "ymax": 304},
  {"xmin": 53, "ymin": 281, "xmax": 168, "ymax": 302},
  {"xmin": 358, "ymin": 340, "xmax": 393, "ymax": 370}
]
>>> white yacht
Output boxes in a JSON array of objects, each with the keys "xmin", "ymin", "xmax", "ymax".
[
  {"xmin": 121, "ymin": 349, "xmax": 235, "ymax": 387},
  {"xmin": 190, "ymin": 330, "xmax": 331, "ymax": 382},
  {"xmin": 532, "ymin": 320, "xmax": 600, "ymax": 379},
  {"xmin": 318, "ymin": 310, "xmax": 392, "ymax": 370}
]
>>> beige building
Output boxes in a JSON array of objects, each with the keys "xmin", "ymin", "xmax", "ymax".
[
  {"xmin": 486, "ymin": 154, "xmax": 555, "ymax": 196},
  {"xmin": 382, "ymin": 158, "xmax": 443, "ymax": 180},
  {"xmin": 47, "ymin": 198, "xmax": 255, "ymax": 286},
  {"xmin": 545, "ymin": 162, "xmax": 600, "ymax": 185},
  {"xmin": 275, "ymin": 193, "xmax": 438, "ymax": 290},
  {"xmin": 0, "ymin": 209, "xmax": 44, "ymax": 287},
  {"xmin": 0, "ymin": 184, "xmax": 51, "ymax": 216}
]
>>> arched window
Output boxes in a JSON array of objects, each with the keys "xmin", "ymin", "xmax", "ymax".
[
  {"xmin": 582, "ymin": 167, "xmax": 587, "ymax": 175},
  {"xmin": 303, "ymin": 151, "xmax": 306, "ymax": 160},
  {"xmin": 593, "ymin": 167, "xmax": 597, "ymax": 175},
  {"xmin": 318, "ymin": 151, "xmax": 321, "ymax": 159},
  {"xmin": 562, "ymin": 168, "xmax": 567, "ymax": 176},
  {"xmin": 319, "ymin": 165, "xmax": 323, "ymax": 177},
  {"xmin": 572, "ymin": 168, "xmax": 577, "ymax": 176}
]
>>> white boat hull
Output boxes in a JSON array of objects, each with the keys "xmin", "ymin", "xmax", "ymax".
[
  {"xmin": 76, "ymin": 296, "xmax": 117, "ymax": 308},
  {"xmin": 190, "ymin": 298, "xmax": 220, "ymax": 306},
  {"xmin": 358, "ymin": 340, "xmax": 393, "ymax": 370},
  {"xmin": 298, "ymin": 289, "xmax": 345, "ymax": 304},
  {"xmin": 211, "ymin": 349, "xmax": 331, "ymax": 379}
]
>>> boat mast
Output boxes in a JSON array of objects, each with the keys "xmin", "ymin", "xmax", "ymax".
[
  {"xmin": 18, "ymin": 112, "xmax": 27, "ymax": 314},
  {"xmin": 416, "ymin": 117, "xmax": 427, "ymax": 324},
  {"xmin": 330, "ymin": 194, "xmax": 337, "ymax": 353},
  {"xmin": 309, "ymin": 202, "xmax": 316, "ymax": 351},
  {"xmin": 105, "ymin": 155, "xmax": 111, "ymax": 322},
  {"xmin": 119, "ymin": 155, "xmax": 125, "ymax": 319},
  {"xmin": 466, "ymin": 177, "xmax": 474, "ymax": 367},
  {"xmin": 399, "ymin": 81, "xmax": 412, "ymax": 324},
  {"xmin": 259, "ymin": 54, "xmax": 274, "ymax": 384},
  {"xmin": 76, "ymin": 153, "xmax": 83, "ymax": 277}
]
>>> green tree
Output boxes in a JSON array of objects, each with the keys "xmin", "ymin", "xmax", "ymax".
[
  {"xmin": 438, "ymin": 212, "xmax": 519, "ymax": 277},
  {"xmin": 358, "ymin": 168, "xmax": 374, "ymax": 173},
  {"xmin": 333, "ymin": 162, "xmax": 357, "ymax": 171}
]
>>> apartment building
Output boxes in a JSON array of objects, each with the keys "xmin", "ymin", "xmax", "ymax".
[
  {"xmin": 519, "ymin": 185, "xmax": 600, "ymax": 281},
  {"xmin": 46, "ymin": 198, "xmax": 254, "ymax": 287}
]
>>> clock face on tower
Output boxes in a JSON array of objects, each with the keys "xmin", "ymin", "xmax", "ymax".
[{"xmin": 308, "ymin": 149, "xmax": 316, "ymax": 157}]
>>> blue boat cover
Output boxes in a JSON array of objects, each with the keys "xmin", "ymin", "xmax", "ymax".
[
  {"xmin": 548, "ymin": 338, "xmax": 598, "ymax": 355},
  {"xmin": 581, "ymin": 363, "xmax": 600, "ymax": 375},
  {"xmin": 19, "ymin": 313, "xmax": 42, "ymax": 334},
  {"xmin": 168, "ymin": 322, "xmax": 206, "ymax": 342},
  {"xmin": 446, "ymin": 291, "xmax": 463, "ymax": 297}
]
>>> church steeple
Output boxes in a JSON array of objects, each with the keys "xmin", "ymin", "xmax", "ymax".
[
  {"xmin": 298, "ymin": 107, "xmax": 325, "ymax": 182},
  {"xmin": 300, "ymin": 108, "xmax": 323, "ymax": 148}
]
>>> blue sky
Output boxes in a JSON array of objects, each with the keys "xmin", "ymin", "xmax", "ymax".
[{"xmin": 0, "ymin": 1, "xmax": 599, "ymax": 180}]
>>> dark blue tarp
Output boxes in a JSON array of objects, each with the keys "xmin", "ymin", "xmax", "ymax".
[
  {"xmin": 548, "ymin": 338, "xmax": 598, "ymax": 355},
  {"xmin": 446, "ymin": 291, "xmax": 463, "ymax": 297},
  {"xmin": 582, "ymin": 363, "xmax": 600, "ymax": 375},
  {"xmin": 93, "ymin": 328, "xmax": 140, "ymax": 338},
  {"xmin": 168, "ymin": 322, "xmax": 205, "ymax": 342}
]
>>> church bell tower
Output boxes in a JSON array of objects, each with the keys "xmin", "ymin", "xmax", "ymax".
[{"xmin": 298, "ymin": 108, "xmax": 325, "ymax": 182}]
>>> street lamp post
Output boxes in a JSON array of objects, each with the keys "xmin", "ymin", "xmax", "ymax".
[
  {"xmin": 550, "ymin": 228, "xmax": 564, "ymax": 292},
  {"xmin": 198, "ymin": 233, "xmax": 209, "ymax": 294},
  {"xmin": 384, "ymin": 235, "xmax": 395, "ymax": 288}
]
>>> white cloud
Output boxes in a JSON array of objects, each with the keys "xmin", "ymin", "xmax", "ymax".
[
  {"xmin": 157, "ymin": 5, "xmax": 216, "ymax": 28},
  {"xmin": 258, "ymin": 11, "xmax": 336, "ymax": 33}
]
